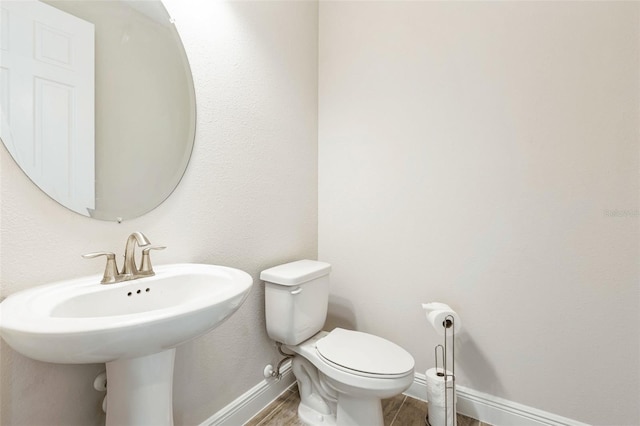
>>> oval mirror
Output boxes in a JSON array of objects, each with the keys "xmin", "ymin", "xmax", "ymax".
[{"xmin": 0, "ymin": 0, "xmax": 196, "ymax": 221}]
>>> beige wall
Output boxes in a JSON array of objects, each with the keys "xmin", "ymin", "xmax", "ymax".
[
  {"xmin": 0, "ymin": 1, "xmax": 318, "ymax": 424},
  {"xmin": 318, "ymin": 2, "xmax": 639, "ymax": 425}
]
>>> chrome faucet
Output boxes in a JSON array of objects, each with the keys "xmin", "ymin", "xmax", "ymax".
[
  {"xmin": 121, "ymin": 231, "xmax": 151, "ymax": 278},
  {"xmin": 83, "ymin": 232, "xmax": 165, "ymax": 284}
]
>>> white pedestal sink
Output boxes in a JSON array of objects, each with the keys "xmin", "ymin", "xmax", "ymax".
[{"xmin": 0, "ymin": 263, "xmax": 253, "ymax": 426}]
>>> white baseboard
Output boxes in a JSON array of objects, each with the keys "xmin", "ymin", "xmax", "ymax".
[
  {"xmin": 201, "ymin": 369, "xmax": 589, "ymax": 426},
  {"xmin": 199, "ymin": 361, "xmax": 295, "ymax": 426},
  {"xmin": 406, "ymin": 372, "xmax": 590, "ymax": 426}
]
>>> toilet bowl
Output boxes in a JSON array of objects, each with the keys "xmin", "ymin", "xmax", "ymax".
[
  {"xmin": 261, "ymin": 260, "xmax": 415, "ymax": 426},
  {"xmin": 288, "ymin": 329, "xmax": 414, "ymax": 425}
]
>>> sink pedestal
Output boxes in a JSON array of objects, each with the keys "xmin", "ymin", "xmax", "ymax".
[{"xmin": 105, "ymin": 349, "xmax": 176, "ymax": 426}]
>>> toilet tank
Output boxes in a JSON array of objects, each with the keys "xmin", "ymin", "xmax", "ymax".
[{"xmin": 260, "ymin": 260, "xmax": 331, "ymax": 345}]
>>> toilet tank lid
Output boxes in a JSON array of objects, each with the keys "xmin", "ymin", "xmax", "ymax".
[{"xmin": 260, "ymin": 260, "xmax": 331, "ymax": 286}]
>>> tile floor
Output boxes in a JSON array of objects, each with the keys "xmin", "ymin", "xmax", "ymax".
[{"xmin": 245, "ymin": 384, "xmax": 491, "ymax": 426}]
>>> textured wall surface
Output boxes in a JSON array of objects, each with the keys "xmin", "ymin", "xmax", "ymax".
[
  {"xmin": 3, "ymin": 1, "xmax": 639, "ymax": 425},
  {"xmin": 0, "ymin": 1, "xmax": 318, "ymax": 424},
  {"xmin": 318, "ymin": 2, "xmax": 639, "ymax": 425}
]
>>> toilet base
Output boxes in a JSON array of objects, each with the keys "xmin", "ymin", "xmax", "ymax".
[
  {"xmin": 298, "ymin": 402, "xmax": 337, "ymax": 426},
  {"xmin": 296, "ymin": 396, "xmax": 383, "ymax": 426},
  {"xmin": 336, "ymin": 394, "xmax": 384, "ymax": 426}
]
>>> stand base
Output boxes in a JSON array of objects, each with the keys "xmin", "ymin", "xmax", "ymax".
[{"xmin": 105, "ymin": 349, "xmax": 176, "ymax": 426}]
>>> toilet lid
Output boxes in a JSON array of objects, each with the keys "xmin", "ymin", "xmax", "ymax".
[{"xmin": 316, "ymin": 328, "xmax": 414, "ymax": 376}]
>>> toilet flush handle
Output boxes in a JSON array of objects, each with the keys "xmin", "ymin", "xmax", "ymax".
[{"xmin": 290, "ymin": 287, "xmax": 303, "ymax": 295}]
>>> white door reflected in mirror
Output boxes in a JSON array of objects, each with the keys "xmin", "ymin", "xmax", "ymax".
[{"xmin": 1, "ymin": 1, "xmax": 95, "ymax": 215}]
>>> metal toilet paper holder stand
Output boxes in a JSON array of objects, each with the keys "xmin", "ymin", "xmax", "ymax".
[{"xmin": 426, "ymin": 314, "xmax": 456, "ymax": 426}]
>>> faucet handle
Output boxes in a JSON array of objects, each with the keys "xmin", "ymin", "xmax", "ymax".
[
  {"xmin": 82, "ymin": 252, "xmax": 120, "ymax": 284},
  {"xmin": 139, "ymin": 246, "xmax": 166, "ymax": 276}
]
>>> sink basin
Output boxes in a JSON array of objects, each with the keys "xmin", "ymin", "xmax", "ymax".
[
  {"xmin": 0, "ymin": 263, "xmax": 253, "ymax": 426},
  {"xmin": 0, "ymin": 263, "xmax": 253, "ymax": 363}
]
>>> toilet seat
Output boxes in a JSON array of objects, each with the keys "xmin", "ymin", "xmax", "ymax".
[{"xmin": 316, "ymin": 328, "xmax": 414, "ymax": 379}]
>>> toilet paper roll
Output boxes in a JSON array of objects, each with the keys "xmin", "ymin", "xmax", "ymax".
[
  {"xmin": 425, "ymin": 368, "xmax": 456, "ymax": 407},
  {"xmin": 422, "ymin": 303, "xmax": 462, "ymax": 336},
  {"xmin": 426, "ymin": 368, "xmax": 457, "ymax": 426}
]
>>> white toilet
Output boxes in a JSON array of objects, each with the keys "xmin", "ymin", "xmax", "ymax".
[{"xmin": 261, "ymin": 260, "xmax": 415, "ymax": 426}]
